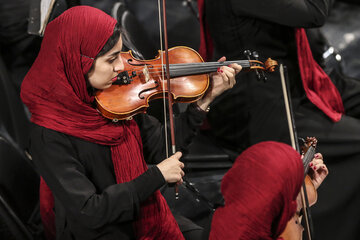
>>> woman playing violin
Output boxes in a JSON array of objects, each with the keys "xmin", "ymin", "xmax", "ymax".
[
  {"xmin": 209, "ymin": 141, "xmax": 328, "ymax": 240},
  {"xmin": 21, "ymin": 6, "xmax": 241, "ymax": 240}
]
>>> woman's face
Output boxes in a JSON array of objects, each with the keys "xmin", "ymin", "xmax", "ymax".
[{"xmin": 87, "ymin": 37, "xmax": 124, "ymax": 90}]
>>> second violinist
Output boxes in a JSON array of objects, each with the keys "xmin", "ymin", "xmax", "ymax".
[
  {"xmin": 21, "ymin": 6, "xmax": 241, "ymax": 240},
  {"xmin": 209, "ymin": 141, "xmax": 328, "ymax": 240}
]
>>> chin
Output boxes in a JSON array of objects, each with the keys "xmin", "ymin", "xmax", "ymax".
[{"xmin": 103, "ymin": 84, "xmax": 113, "ymax": 89}]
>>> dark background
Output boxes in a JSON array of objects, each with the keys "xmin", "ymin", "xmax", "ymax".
[{"xmin": 0, "ymin": 0, "xmax": 359, "ymax": 239}]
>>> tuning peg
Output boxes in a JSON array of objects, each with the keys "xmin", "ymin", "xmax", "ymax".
[
  {"xmin": 243, "ymin": 50, "xmax": 252, "ymax": 58},
  {"xmin": 252, "ymin": 51, "xmax": 267, "ymax": 82},
  {"xmin": 244, "ymin": 50, "xmax": 261, "ymax": 81},
  {"xmin": 298, "ymin": 137, "xmax": 306, "ymax": 145},
  {"xmin": 252, "ymin": 51, "xmax": 259, "ymax": 58}
]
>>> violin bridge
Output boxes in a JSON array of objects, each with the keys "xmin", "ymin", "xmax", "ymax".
[{"xmin": 143, "ymin": 65, "xmax": 150, "ymax": 82}]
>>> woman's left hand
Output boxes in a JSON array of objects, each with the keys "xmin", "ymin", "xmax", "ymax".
[
  {"xmin": 308, "ymin": 153, "xmax": 329, "ymax": 190},
  {"xmin": 196, "ymin": 56, "xmax": 242, "ymax": 110}
]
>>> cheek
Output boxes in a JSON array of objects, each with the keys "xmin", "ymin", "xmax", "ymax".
[
  {"xmin": 94, "ymin": 66, "xmax": 112, "ymax": 79},
  {"xmin": 98, "ymin": 65, "xmax": 114, "ymax": 78},
  {"xmin": 87, "ymin": 60, "xmax": 115, "ymax": 88}
]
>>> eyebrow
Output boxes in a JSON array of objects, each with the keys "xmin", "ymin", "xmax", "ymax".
[{"xmin": 107, "ymin": 51, "xmax": 121, "ymax": 58}]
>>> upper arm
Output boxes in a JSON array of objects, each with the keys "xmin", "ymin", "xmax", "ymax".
[
  {"xmin": 229, "ymin": 0, "xmax": 334, "ymax": 27},
  {"xmin": 29, "ymin": 126, "xmax": 138, "ymax": 228},
  {"xmin": 135, "ymin": 114, "xmax": 167, "ymax": 164}
]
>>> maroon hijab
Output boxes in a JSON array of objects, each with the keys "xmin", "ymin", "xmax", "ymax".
[
  {"xmin": 209, "ymin": 141, "xmax": 304, "ymax": 240},
  {"xmin": 21, "ymin": 6, "xmax": 183, "ymax": 240}
]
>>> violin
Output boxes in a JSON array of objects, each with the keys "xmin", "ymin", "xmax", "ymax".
[
  {"xmin": 95, "ymin": 46, "xmax": 278, "ymax": 121},
  {"xmin": 279, "ymin": 137, "xmax": 318, "ymax": 240}
]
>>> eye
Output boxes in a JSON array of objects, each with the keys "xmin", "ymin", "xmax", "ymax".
[{"xmin": 108, "ymin": 57, "xmax": 117, "ymax": 63}]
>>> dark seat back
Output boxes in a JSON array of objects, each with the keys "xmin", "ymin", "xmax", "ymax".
[
  {"xmin": 114, "ymin": 1, "xmax": 157, "ymax": 60},
  {"xmin": 0, "ymin": 134, "xmax": 40, "ymax": 240},
  {"xmin": 0, "ymin": 47, "xmax": 40, "ymax": 240},
  {"xmin": 0, "ymin": 55, "xmax": 30, "ymax": 150}
]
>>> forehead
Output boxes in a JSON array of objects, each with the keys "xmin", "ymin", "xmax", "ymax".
[{"xmin": 104, "ymin": 36, "xmax": 123, "ymax": 55}]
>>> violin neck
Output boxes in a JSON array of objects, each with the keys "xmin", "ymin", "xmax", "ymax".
[
  {"xmin": 168, "ymin": 60, "xmax": 250, "ymax": 78},
  {"xmin": 303, "ymin": 146, "xmax": 316, "ymax": 175}
]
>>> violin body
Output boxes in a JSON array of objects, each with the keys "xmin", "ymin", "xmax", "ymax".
[
  {"xmin": 95, "ymin": 46, "xmax": 209, "ymax": 121},
  {"xmin": 279, "ymin": 214, "xmax": 304, "ymax": 240},
  {"xmin": 280, "ymin": 137, "xmax": 318, "ymax": 240},
  {"xmin": 95, "ymin": 46, "xmax": 277, "ymax": 121},
  {"xmin": 279, "ymin": 175, "xmax": 317, "ymax": 240}
]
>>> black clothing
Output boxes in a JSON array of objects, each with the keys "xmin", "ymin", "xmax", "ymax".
[
  {"xmin": 0, "ymin": 0, "xmax": 41, "ymax": 92},
  {"xmin": 205, "ymin": 0, "xmax": 336, "ymax": 151},
  {"xmin": 204, "ymin": 1, "xmax": 360, "ymax": 239},
  {"xmin": 0, "ymin": 0, "xmax": 41, "ymax": 149},
  {"xmin": 29, "ymin": 103, "xmax": 206, "ymax": 240}
]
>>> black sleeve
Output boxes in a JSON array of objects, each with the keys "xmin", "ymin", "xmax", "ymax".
[
  {"xmin": 338, "ymin": 0, "xmax": 360, "ymax": 4},
  {"xmin": 229, "ymin": 0, "xmax": 335, "ymax": 27},
  {"xmin": 135, "ymin": 103, "xmax": 207, "ymax": 164},
  {"xmin": 29, "ymin": 126, "xmax": 165, "ymax": 229}
]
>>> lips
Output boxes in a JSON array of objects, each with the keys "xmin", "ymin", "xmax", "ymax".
[{"xmin": 111, "ymin": 76, "xmax": 118, "ymax": 82}]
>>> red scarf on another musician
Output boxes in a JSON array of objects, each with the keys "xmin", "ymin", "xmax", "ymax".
[
  {"xmin": 295, "ymin": 28, "xmax": 344, "ymax": 122},
  {"xmin": 21, "ymin": 6, "xmax": 183, "ymax": 240},
  {"xmin": 209, "ymin": 141, "xmax": 304, "ymax": 239}
]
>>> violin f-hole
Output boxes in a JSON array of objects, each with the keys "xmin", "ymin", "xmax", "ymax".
[
  {"xmin": 138, "ymin": 80, "xmax": 159, "ymax": 99},
  {"xmin": 127, "ymin": 59, "xmax": 146, "ymax": 66}
]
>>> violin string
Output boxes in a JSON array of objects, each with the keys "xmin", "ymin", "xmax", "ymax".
[
  {"xmin": 122, "ymin": 61, "xmax": 252, "ymax": 76},
  {"xmin": 126, "ymin": 62, "xmax": 251, "ymax": 70},
  {"xmin": 123, "ymin": 60, "xmax": 250, "ymax": 68},
  {"xmin": 303, "ymin": 146, "xmax": 316, "ymax": 174}
]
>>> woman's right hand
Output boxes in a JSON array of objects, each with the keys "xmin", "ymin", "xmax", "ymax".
[{"xmin": 157, "ymin": 152, "xmax": 184, "ymax": 184}]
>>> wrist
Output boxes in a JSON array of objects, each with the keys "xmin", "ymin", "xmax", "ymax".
[
  {"xmin": 194, "ymin": 100, "xmax": 210, "ymax": 112},
  {"xmin": 154, "ymin": 165, "xmax": 166, "ymax": 183},
  {"xmin": 195, "ymin": 97, "xmax": 212, "ymax": 112}
]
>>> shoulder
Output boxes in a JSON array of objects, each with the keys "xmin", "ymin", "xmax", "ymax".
[
  {"xmin": 30, "ymin": 123, "xmax": 71, "ymax": 144},
  {"xmin": 29, "ymin": 123, "xmax": 108, "ymax": 158}
]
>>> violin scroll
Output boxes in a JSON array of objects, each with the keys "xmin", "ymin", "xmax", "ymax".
[
  {"xmin": 248, "ymin": 59, "xmax": 278, "ymax": 73},
  {"xmin": 244, "ymin": 50, "xmax": 278, "ymax": 81},
  {"xmin": 264, "ymin": 58, "xmax": 278, "ymax": 72},
  {"xmin": 300, "ymin": 137, "xmax": 318, "ymax": 156}
]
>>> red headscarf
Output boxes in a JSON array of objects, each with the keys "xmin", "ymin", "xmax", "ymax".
[
  {"xmin": 21, "ymin": 6, "xmax": 183, "ymax": 240},
  {"xmin": 209, "ymin": 141, "xmax": 304, "ymax": 240}
]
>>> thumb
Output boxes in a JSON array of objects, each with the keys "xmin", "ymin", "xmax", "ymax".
[
  {"xmin": 173, "ymin": 151, "xmax": 182, "ymax": 159},
  {"xmin": 217, "ymin": 56, "xmax": 226, "ymax": 62}
]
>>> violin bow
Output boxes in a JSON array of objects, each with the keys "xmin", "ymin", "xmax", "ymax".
[
  {"xmin": 157, "ymin": 1, "xmax": 216, "ymax": 210},
  {"xmin": 157, "ymin": 0, "xmax": 179, "ymax": 197},
  {"xmin": 279, "ymin": 64, "xmax": 314, "ymax": 240}
]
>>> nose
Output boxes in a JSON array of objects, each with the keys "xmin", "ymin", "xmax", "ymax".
[{"xmin": 114, "ymin": 56, "xmax": 124, "ymax": 72}]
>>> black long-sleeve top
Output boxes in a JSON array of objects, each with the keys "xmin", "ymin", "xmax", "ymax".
[{"xmin": 29, "ymin": 103, "xmax": 206, "ymax": 240}]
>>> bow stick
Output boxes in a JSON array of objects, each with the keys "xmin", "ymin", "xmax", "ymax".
[
  {"xmin": 157, "ymin": 0, "xmax": 180, "ymax": 198},
  {"xmin": 279, "ymin": 64, "xmax": 314, "ymax": 240},
  {"xmin": 157, "ymin": 1, "xmax": 216, "ymax": 209}
]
